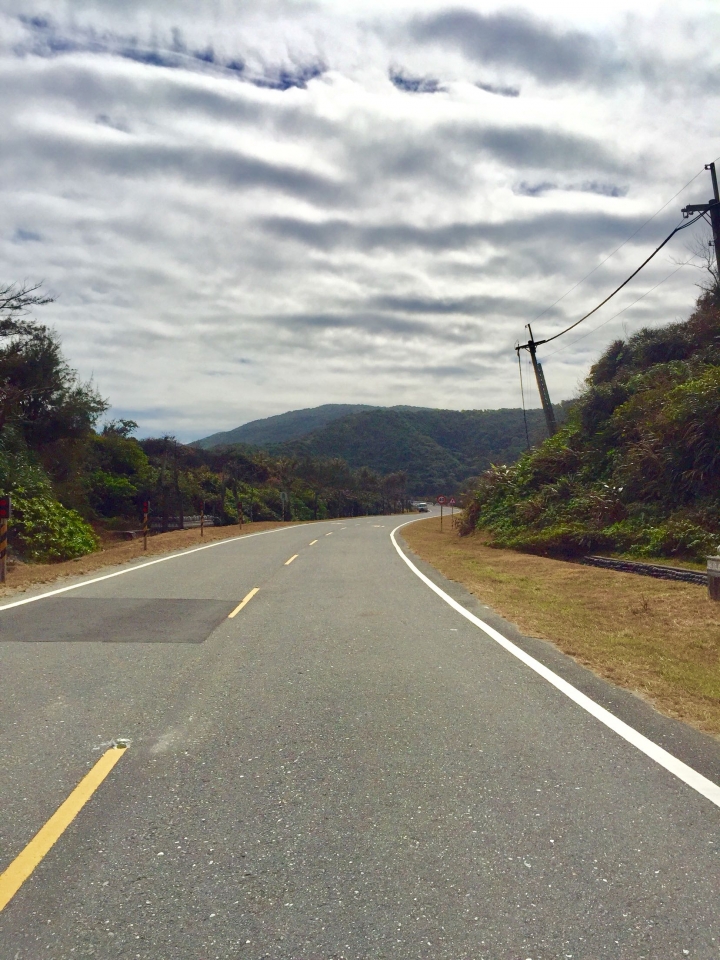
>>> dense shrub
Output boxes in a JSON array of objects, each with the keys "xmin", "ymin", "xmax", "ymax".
[
  {"xmin": 463, "ymin": 291, "xmax": 720, "ymax": 561},
  {"xmin": 11, "ymin": 488, "xmax": 98, "ymax": 561}
]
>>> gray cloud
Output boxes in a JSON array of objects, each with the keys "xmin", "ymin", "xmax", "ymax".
[
  {"xmin": 367, "ymin": 293, "xmax": 530, "ymax": 317},
  {"xmin": 7, "ymin": 127, "xmax": 344, "ymax": 204},
  {"xmin": 440, "ymin": 123, "xmax": 625, "ymax": 172},
  {"xmin": 517, "ymin": 180, "xmax": 629, "ymax": 198},
  {"xmin": 257, "ymin": 209, "xmax": 648, "ymax": 256},
  {"xmin": 409, "ymin": 8, "xmax": 627, "ymax": 86},
  {"xmin": 476, "ymin": 80, "xmax": 520, "ymax": 97},
  {"xmin": 13, "ymin": 228, "xmax": 42, "ymax": 243}
]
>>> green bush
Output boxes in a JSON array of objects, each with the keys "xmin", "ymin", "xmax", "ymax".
[
  {"xmin": 462, "ymin": 291, "xmax": 720, "ymax": 562},
  {"xmin": 11, "ymin": 489, "xmax": 98, "ymax": 561}
]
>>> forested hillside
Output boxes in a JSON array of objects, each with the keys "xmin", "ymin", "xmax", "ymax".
[
  {"xmin": 463, "ymin": 290, "xmax": 720, "ymax": 561},
  {"xmin": 279, "ymin": 406, "xmax": 563, "ymax": 494},
  {"xmin": 193, "ymin": 404, "xmax": 377, "ymax": 448}
]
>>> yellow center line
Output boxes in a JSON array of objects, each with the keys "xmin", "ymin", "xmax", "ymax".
[
  {"xmin": 325, "ymin": 532, "xmax": 333, "ymax": 536},
  {"xmin": 0, "ymin": 745, "xmax": 128, "ymax": 912},
  {"xmin": 309, "ymin": 539, "xmax": 318, "ymax": 545},
  {"xmin": 228, "ymin": 587, "xmax": 259, "ymax": 618},
  {"xmin": 284, "ymin": 554, "xmax": 299, "ymax": 565}
]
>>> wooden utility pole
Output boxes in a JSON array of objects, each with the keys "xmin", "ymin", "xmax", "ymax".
[
  {"xmin": 681, "ymin": 162, "xmax": 720, "ymax": 280},
  {"xmin": 517, "ymin": 324, "xmax": 557, "ymax": 438}
]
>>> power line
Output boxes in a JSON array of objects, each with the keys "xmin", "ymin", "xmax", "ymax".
[
  {"xmin": 534, "ymin": 212, "xmax": 705, "ymax": 347},
  {"xmin": 544, "ymin": 256, "xmax": 699, "ymax": 359},
  {"xmin": 527, "ymin": 160, "xmax": 717, "ymax": 326}
]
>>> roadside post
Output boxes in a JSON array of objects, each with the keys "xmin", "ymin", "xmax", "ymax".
[
  {"xmin": 200, "ymin": 502, "xmax": 205, "ymax": 538},
  {"xmin": 142, "ymin": 500, "xmax": 149, "ymax": 552},
  {"xmin": 437, "ymin": 495, "xmax": 447, "ymax": 532},
  {"xmin": 0, "ymin": 495, "xmax": 11, "ymax": 583},
  {"xmin": 708, "ymin": 555, "xmax": 720, "ymax": 601},
  {"xmin": 237, "ymin": 501, "xmax": 243, "ymax": 528},
  {"xmin": 449, "ymin": 496, "xmax": 456, "ymax": 518}
]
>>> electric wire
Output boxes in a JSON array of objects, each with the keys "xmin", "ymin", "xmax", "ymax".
[
  {"xmin": 532, "ymin": 212, "xmax": 705, "ymax": 347},
  {"xmin": 544, "ymin": 256, "xmax": 699, "ymax": 359},
  {"xmin": 527, "ymin": 160, "xmax": 718, "ymax": 326}
]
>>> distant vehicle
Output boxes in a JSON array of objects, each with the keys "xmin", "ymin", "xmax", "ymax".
[{"xmin": 416, "ymin": 502, "xmax": 429, "ymax": 512}]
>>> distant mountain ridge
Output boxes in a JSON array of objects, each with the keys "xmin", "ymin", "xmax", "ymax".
[
  {"xmin": 193, "ymin": 402, "xmax": 566, "ymax": 494},
  {"xmin": 279, "ymin": 406, "xmax": 559, "ymax": 493},
  {"xmin": 192, "ymin": 403, "xmax": 377, "ymax": 448}
]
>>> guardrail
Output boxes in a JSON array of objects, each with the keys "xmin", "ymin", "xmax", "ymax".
[{"xmin": 580, "ymin": 555, "xmax": 706, "ymax": 586}]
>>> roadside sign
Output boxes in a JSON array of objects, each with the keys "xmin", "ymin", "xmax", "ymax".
[
  {"xmin": 436, "ymin": 495, "xmax": 447, "ymax": 504},
  {"xmin": 0, "ymin": 496, "xmax": 11, "ymax": 520},
  {"xmin": 449, "ymin": 497, "xmax": 456, "ymax": 505}
]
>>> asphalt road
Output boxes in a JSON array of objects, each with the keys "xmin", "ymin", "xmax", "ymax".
[{"xmin": 0, "ymin": 514, "xmax": 718, "ymax": 959}]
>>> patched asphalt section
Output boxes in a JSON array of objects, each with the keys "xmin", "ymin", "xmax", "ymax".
[
  {"xmin": 0, "ymin": 597, "xmax": 234, "ymax": 643},
  {"xmin": 398, "ymin": 531, "xmax": 720, "ymax": 787}
]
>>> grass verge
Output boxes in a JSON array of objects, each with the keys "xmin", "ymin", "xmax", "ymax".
[
  {"xmin": 402, "ymin": 517, "xmax": 720, "ymax": 737},
  {"xmin": 0, "ymin": 521, "xmax": 301, "ymax": 599}
]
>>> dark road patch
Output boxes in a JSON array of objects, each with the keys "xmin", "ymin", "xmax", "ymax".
[{"xmin": 0, "ymin": 598, "xmax": 234, "ymax": 643}]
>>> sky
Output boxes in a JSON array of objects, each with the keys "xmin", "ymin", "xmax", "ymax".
[{"xmin": 1, "ymin": 0, "xmax": 719, "ymax": 441}]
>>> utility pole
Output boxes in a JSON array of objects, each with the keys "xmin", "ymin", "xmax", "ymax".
[
  {"xmin": 681, "ymin": 162, "xmax": 720, "ymax": 281},
  {"xmin": 516, "ymin": 324, "xmax": 557, "ymax": 438}
]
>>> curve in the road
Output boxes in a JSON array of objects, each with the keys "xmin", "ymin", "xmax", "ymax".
[{"xmin": 391, "ymin": 518, "xmax": 720, "ymax": 811}]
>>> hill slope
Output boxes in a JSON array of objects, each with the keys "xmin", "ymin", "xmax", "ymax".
[
  {"xmin": 279, "ymin": 406, "xmax": 560, "ymax": 494},
  {"xmin": 193, "ymin": 403, "xmax": 376, "ymax": 449},
  {"xmin": 464, "ymin": 291, "xmax": 720, "ymax": 560}
]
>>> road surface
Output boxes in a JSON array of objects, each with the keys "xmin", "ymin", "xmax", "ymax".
[{"xmin": 0, "ymin": 514, "xmax": 718, "ymax": 959}]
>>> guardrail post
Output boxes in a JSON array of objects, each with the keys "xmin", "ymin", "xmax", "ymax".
[{"xmin": 707, "ymin": 556, "xmax": 720, "ymax": 601}]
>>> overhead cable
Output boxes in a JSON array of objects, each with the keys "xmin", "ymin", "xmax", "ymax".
[
  {"xmin": 544, "ymin": 256, "xmax": 699, "ymax": 358},
  {"xmin": 528, "ymin": 159, "xmax": 718, "ymax": 326},
  {"xmin": 536, "ymin": 213, "xmax": 706, "ymax": 346}
]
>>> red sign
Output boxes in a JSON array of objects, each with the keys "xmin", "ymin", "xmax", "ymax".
[
  {"xmin": 0, "ymin": 496, "xmax": 11, "ymax": 520},
  {"xmin": 436, "ymin": 495, "xmax": 447, "ymax": 504},
  {"xmin": 449, "ymin": 497, "xmax": 456, "ymax": 505}
]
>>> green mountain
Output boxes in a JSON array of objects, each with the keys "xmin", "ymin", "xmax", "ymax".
[
  {"xmin": 278, "ymin": 406, "xmax": 560, "ymax": 495},
  {"xmin": 192, "ymin": 403, "xmax": 376, "ymax": 449},
  {"xmin": 464, "ymin": 290, "xmax": 720, "ymax": 560}
]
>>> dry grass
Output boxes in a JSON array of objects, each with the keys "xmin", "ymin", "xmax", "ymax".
[
  {"xmin": 0, "ymin": 520, "xmax": 300, "ymax": 599},
  {"xmin": 402, "ymin": 517, "xmax": 720, "ymax": 737}
]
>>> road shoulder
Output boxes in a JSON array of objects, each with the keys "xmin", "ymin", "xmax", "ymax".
[{"xmin": 399, "ymin": 519, "xmax": 720, "ymax": 785}]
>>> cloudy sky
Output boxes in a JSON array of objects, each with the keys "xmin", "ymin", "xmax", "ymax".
[{"xmin": 2, "ymin": 0, "xmax": 719, "ymax": 440}]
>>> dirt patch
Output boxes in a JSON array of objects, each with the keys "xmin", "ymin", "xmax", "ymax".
[
  {"xmin": 402, "ymin": 517, "xmax": 720, "ymax": 737},
  {"xmin": 0, "ymin": 521, "xmax": 301, "ymax": 599}
]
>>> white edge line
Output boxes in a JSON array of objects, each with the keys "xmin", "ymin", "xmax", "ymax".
[
  {"xmin": 0, "ymin": 526, "xmax": 298, "ymax": 613},
  {"xmin": 390, "ymin": 518, "xmax": 720, "ymax": 810}
]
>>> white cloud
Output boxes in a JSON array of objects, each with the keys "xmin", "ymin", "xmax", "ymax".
[{"xmin": 1, "ymin": 1, "xmax": 719, "ymax": 439}]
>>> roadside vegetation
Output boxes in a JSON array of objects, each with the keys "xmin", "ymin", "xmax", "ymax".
[
  {"xmin": 403, "ymin": 518, "xmax": 720, "ymax": 735},
  {"xmin": 0, "ymin": 283, "xmax": 411, "ymax": 566},
  {"xmin": 461, "ymin": 288, "xmax": 720, "ymax": 563}
]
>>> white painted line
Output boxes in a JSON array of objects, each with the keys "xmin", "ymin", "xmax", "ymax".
[
  {"xmin": 284, "ymin": 555, "xmax": 298, "ymax": 566},
  {"xmin": 390, "ymin": 519, "xmax": 720, "ymax": 810},
  {"xmin": 0, "ymin": 526, "xmax": 297, "ymax": 614},
  {"xmin": 325, "ymin": 533, "xmax": 333, "ymax": 537}
]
